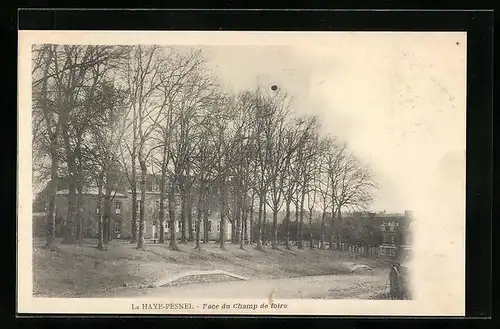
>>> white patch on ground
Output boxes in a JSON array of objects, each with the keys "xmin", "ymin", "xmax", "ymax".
[
  {"xmin": 350, "ymin": 264, "xmax": 374, "ymax": 274},
  {"xmin": 157, "ymin": 270, "xmax": 248, "ymax": 287}
]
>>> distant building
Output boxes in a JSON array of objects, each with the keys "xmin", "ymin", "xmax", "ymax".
[
  {"xmin": 33, "ymin": 173, "xmax": 231, "ymax": 241},
  {"xmin": 378, "ymin": 210, "xmax": 413, "ymax": 258}
]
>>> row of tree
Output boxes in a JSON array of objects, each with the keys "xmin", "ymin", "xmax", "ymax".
[{"xmin": 32, "ymin": 44, "xmax": 377, "ymax": 252}]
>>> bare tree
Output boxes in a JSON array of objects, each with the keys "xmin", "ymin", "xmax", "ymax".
[
  {"xmin": 192, "ymin": 129, "xmax": 217, "ymax": 250},
  {"xmin": 316, "ymin": 137, "xmax": 335, "ymax": 250},
  {"xmin": 32, "ymin": 44, "xmax": 60, "ymax": 250},
  {"xmin": 32, "ymin": 44, "xmax": 127, "ymax": 246},
  {"xmin": 121, "ymin": 45, "xmax": 166, "ymax": 250},
  {"xmin": 146, "ymin": 48, "xmax": 210, "ymax": 246},
  {"xmin": 209, "ymin": 95, "xmax": 240, "ymax": 250},
  {"xmin": 59, "ymin": 46, "xmax": 127, "ymax": 244},
  {"xmin": 265, "ymin": 98, "xmax": 291, "ymax": 250},
  {"xmin": 331, "ymin": 153, "xmax": 377, "ymax": 244},
  {"xmin": 294, "ymin": 117, "xmax": 321, "ymax": 249},
  {"xmin": 217, "ymin": 92, "xmax": 260, "ymax": 249},
  {"xmin": 251, "ymin": 89, "xmax": 274, "ymax": 251},
  {"xmin": 79, "ymin": 79, "xmax": 129, "ymax": 250},
  {"xmin": 279, "ymin": 115, "xmax": 319, "ymax": 250},
  {"xmin": 325, "ymin": 141, "xmax": 347, "ymax": 249}
]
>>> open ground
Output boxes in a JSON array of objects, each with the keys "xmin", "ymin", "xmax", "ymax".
[{"xmin": 33, "ymin": 238, "xmax": 392, "ymax": 299}]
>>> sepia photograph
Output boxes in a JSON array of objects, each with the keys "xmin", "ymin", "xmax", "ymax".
[{"xmin": 18, "ymin": 31, "xmax": 466, "ymax": 315}]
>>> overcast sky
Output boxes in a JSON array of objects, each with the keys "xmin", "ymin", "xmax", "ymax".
[
  {"xmin": 200, "ymin": 33, "xmax": 466, "ymax": 213},
  {"xmin": 26, "ymin": 32, "xmax": 466, "ymax": 214}
]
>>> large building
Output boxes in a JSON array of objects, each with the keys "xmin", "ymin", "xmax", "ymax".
[{"xmin": 33, "ymin": 174, "xmax": 232, "ymax": 242}]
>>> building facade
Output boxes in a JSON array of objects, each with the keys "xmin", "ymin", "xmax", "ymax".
[
  {"xmin": 378, "ymin": 210, "xmax": 413, "ymax": 258},
  {"xmin": 37, "ymin": 178, "xmax": 232, "ymax": 242}
]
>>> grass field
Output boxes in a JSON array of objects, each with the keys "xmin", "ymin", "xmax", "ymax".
[{"xmin": 32, "ymin": 238, "xmax": 391, "ymax": 298}]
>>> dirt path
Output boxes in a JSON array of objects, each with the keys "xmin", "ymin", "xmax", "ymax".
[{"xmin": 113, "ymin": 272, "xmax": 389, "ymax": 299}]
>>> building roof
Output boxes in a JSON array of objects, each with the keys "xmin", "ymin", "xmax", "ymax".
[{"xmin": 56, "ymin": 188, "xmax": 127, "ymax": 198}]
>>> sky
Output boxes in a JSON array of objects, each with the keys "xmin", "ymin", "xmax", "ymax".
[
  {"xmin": 25, "ymin": 32, "xmax": 467, "ymax": 214},
  {"xmin": 199, "ymin": 33, "xmax": 466, "ymax": 213}
]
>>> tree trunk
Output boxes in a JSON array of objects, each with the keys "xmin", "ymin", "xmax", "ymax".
[
  {"xmin": 249, "ymin": 194, "xmax": 254, "ymax": 244},
  {"xmin": 255, "ymin": 192, "xmax": 264, "ymax": 251},
  {"xmin": 294, "ymin": 199, "xmax": 299, "ymax": 247},
  {"xmin": 298, "ymin": 192, "xmax": 305, "ymax": 249},
  {"xmin": 103, "ymin": 168, "xmax": 112, "ymax": 244},
  {"xmin": 235, "ymin": 187, "xmax": 242, "ymax": 245},
  {"xmin": 230, "ymin": 192, "xmax": 237, "ymax": 244},
  {"xmin": 195, "ymin": 190, "xmax": 203, "ymax": 250},
  {"xmin": 203, "ymin": 194, "xmax": 209, "ymax": 243},
  {"xmin": 158, "ymin": 152, "xmax": 167, "ymax": 244},
  {"xmin": 41, "ymin": 50, "xmax": 58, "ymax": 251},
  {"xmin": 262, "ymin": 199, "xmax": 267, "ymax": 246},
  {"xmin": 137, "ymin": 160, "xmax": 147, "ymax": 250},
  {"xmin": 243, "ymin": 199, "xmax": 249, "ymax": 244},
  {"xmin": 61, "ymin": 124, "xmax": 77, "ymax": 245},
  {"xmin": 130, "ymin": 161, "xmax": 138, "ymax": 244},
  {"xmin": 180, "ymin": 188, "xmax": 187, "ymax": 243},
  {"xmin": 240, "ymin": 201, "xmax": 245, "ymax": 250},
  {"xmin": 96, "ymin": 176, "xmax": 105, "ymax": 251},
  {"xmin": 320, "ymin": 210, "xmax": 326, "ymax": 249},
  {"xmin": 45, "ymin": 194, "xmax": 57, "ymax": 250},
  {"xmin": 168, "ymin": 180, "xmax": 179, "ymax": 251},
  {"xmin": 75, "ymin": 186, "xmax": 83, "ymax": 243},
  {"xmin": 158, "ymin": 192, "xmax": 166, "ymax": 244},
  {"xmin": 219, "ymin": 180, "xmax": 227, "ymax": 249},
  {"xmin": 329, "ymin": 206, "xmax": 335, "ymax": 250},
  {"xmin": 44, "ymin": 154, "xmax": 57, "ymax": 250},
  {"xmin": 61, "ymin": 182, "xmax": 77, "ymax": 244},
  {"xmin": 337, "ymin": 207, "xmax": 343, "ymax": 245},
  {"xmin": 231, "ymin": 216, "xmax": 237, "ymax": 244},
  {"xmin": 285, "ymin": 199, "xmax": 291, "ymax": 250},
  {"xmin": 103, "ymin": 214, "xmax": 109, "ymax": 244},
  {"xmin": 187, "ymin": 191, "xmax": 194, "ymax": 242},
  {"xmin": 103, "ymin": 190, "xmax": 112, "ymax": 245},
  {"xmin": 272, "ymin": 209, "xmax": 278, "ymax": 250},
  {"xmin": 309, "ymin": 208, "xmax": 314, "ymax": 250}
]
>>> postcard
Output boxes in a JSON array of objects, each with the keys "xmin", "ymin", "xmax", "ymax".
[{"xmin": 18, "ymin": 30, "xmax": 466, "ymax": 315}]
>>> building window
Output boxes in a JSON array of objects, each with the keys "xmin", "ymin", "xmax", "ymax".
[
  {"xmin": 115, "ymin": 201, "xmax": 122, "ymax": 214},
  {"xmin": 136, "ymin": 202, "xmax": 141, "ymax": 212}
]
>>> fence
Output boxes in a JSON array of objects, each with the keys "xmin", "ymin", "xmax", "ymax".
[
  {"xmin": 278, "ymin": 239, "xmax": 380, "ymax": 257},
  {"xmin": 331, "ymin": 242, "xmax": 380, "ymax": 257}
]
